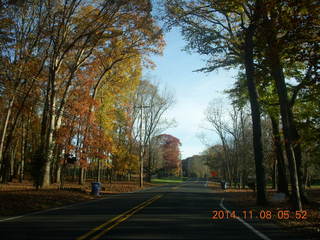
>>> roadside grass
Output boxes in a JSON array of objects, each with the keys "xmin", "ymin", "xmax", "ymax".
[
  {"xmin": 0, "ymin": 179, "xmax": 157, "ymax": 217},
  {"xmin": 209, "ymin": 181, "xmax": 320, "ymax": 238}
]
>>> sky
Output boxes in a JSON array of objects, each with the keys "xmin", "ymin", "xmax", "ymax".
[{"xmin": 144, "ymin": 28, "xmax": 237, "ymax": 159}]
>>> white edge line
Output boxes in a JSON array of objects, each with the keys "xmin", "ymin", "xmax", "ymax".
[{"xmin": 219, "ymin": 198, "xmax": 271, "ymax": 240}]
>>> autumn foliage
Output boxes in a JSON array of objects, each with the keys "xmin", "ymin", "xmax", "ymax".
[
  {"xmin": 156, "ymin": 134, "xmax": 182, "ymax": 177},
  {"xmin": 0, "ymin": 0, "xmax": 169, "ymax": 188}
]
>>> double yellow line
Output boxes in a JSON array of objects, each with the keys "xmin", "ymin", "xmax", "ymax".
[{"xmin": 76, "ymin": 194, "xmax": 162, "ymax": 240}]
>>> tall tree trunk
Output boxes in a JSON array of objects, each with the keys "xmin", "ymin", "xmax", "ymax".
[
  {"xmin": 244, "ymin": 22, "xmax": 267, "ymax": 205},
  {"xmin": 0, "ymin": 96, "xmax": 15, "ymax": 183},
  {"xmin": 108, "ymin": 168, "xmax": 112, "ymax": 184},
  {"xmin": 270, "ymin": 115, "xmax": 289, "ymax": 194},
  {"xmin": 56, "ymin": 164, "xmax": 61, "ymax": 184},
  {"xmin": 272, "ymin": 159, "xmax": 277, "ymax": 190},
  {"xmin": 19, "ymin": 142, "xmax": 25, "ymax": 183},
  {"xmin": 288, "ymin": 109, "xmax": 307, "ymax": 202},
  {"xmin": 263, "ymin": 16, "xmax": 302, "ymax": 210},
  {"xmin": 139, "ymin": 103, "xmax": 144, "ymax": 188},
  {"xmin": 19, "ymin": 120, "xmax": 27, "ymax": 183},
  {"xmin": 1, "ymin": 79, "xmax": 36, "ymax": 183},
  {"xmin": 0, "ymin": 96, "xmax": 15, "ymax": 165},
  {"xmin": 59, "ymin": 164, "xmax": 66, "ymax": 190},
  {"xmin": 303, "ymin": 166, "xmax": 308, "ymax": 189},
  {"xmin": 35, "ymin": 77, "xmax": 50, "ymax": 189},
  {"xmin": 97, "ymin": 159, "xmax": 101, "ymax": 182},
  {"xmin": 1, "ymin": 123, "xmax": 19, "ymax": 183},
  {"xmin": 9, "ymin": 146, "xmax": 17, "ymax": 182},
  {"xmin": 79, "ymin": 167, "xmax": 85, "ymax": 185},
  {"xmin": 83, "ymin": 168, "xmax": 87, "ymax": 184},
  {"xmin": 41, "ymin": 84, "xmax": 56, "ymax": 188},
  {"xmin": 146, "ymin": 144, "xmax": 152, "ymax": 182}
]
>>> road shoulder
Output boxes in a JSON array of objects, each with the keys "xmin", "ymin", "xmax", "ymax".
[{"xmin": 209, "ymin": 181, "xmax": 320, "ymax": 240}]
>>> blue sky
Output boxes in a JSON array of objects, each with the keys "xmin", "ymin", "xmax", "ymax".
[{"xmin": 144, "ymin": 28, "xmax": 236, "ymax": 159}]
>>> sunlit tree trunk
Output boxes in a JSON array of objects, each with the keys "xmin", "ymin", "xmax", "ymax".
[
  {"xmin": 288, "ymin": 109, "xmax": 307, "ymax": 202},
  {"xmin": 0, "ymin": 97, "xmax": 14, "ymax": 159},
  {"xmin": 97, "ymin": 159, "xmax": 101, "ymax": 182},
  {"xmin": 56, "ymin": 164, "xmax": 61, "ymax": 184},
  {"xmin": 9, "ymin": 146, "xmax": 17, "ymax": 181},
  {"xmin": 19, "ymin": 125, "xmax": 25, "ymax": 183},
  {"xmin": 41, "ymin": 88, "xmax": 56, "ymax": 188},
  {"xmin": 0, "ymin": 97, "xmax": 15, "ymax": 183},
  {"xmin": 79, "ymin": 167, "xmax": 86, "ymax": 185}
]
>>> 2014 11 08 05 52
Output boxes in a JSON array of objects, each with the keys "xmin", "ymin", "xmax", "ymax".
[{"xmin": 211, "ymin": 210, "xmax": 308, "ymax": 220}]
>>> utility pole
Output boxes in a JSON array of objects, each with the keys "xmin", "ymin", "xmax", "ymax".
[
  {"xmin": 139, "ymin": 105, "xmax": 143, "ymax": 188},
  {"xmin": 135, "ymin": 103, "xmax": 150, "ymax": 188}
]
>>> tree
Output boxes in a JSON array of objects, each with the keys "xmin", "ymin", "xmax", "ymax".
[
  {"xmin": 256, "ymin": 0, "xmax": 320, "ymax": 208},
  {"xmin": 0, "ymin": 1, "xmax": 48, "ymax": 184},
  {"xmin": 226, "ymin": 70, "xmax": 289, "ymax": 194},
  {"xmin": 164, "ymin": 0, "xmax": 267, "ymax": 204},
  {"xmin": 0, "ymin": 0, "xmax": 165, "ymax": 189},
  {"xmin": 156, "ymin": 134, "xmax": 181, "ymax": 177},
  {"xmin": 132, "ymin": 80, "xmax": 175, "ymax": 183}
]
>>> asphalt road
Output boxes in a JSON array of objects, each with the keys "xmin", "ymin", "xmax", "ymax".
[{"xmin": 0, "ymin": 180, "xmax": 311, "ymax": 240}]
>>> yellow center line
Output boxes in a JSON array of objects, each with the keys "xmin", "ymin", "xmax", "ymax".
[
  {"xmin": 75, "ymin": 194, "xmax": 162, "ymax": 240},
  {"xmin": 90, "ymin": 194, "xmax": 162, "ymax": 240}
]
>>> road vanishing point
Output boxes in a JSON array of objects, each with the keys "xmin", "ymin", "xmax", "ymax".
[{"xmin": 0, "ymin": 180, "xmax": 309, "ymax": 240}]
